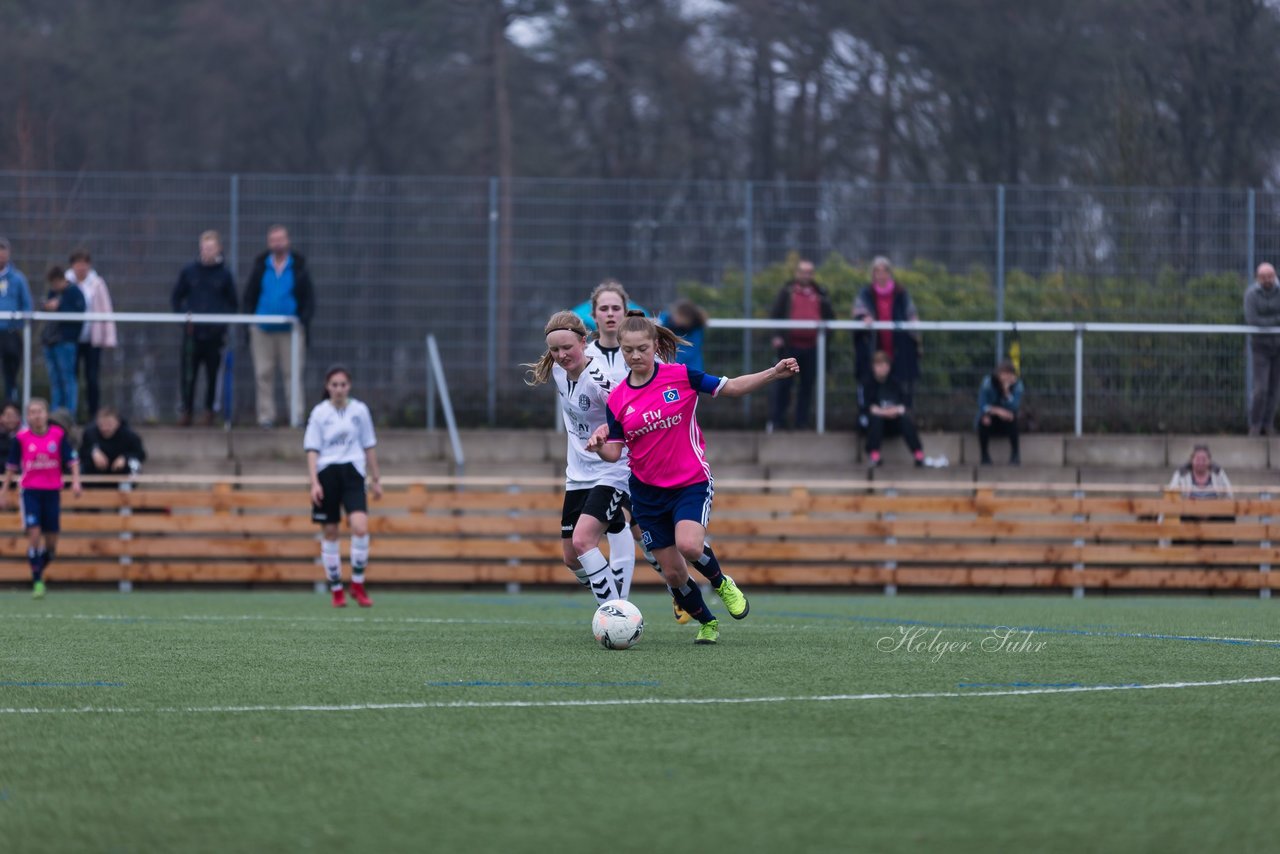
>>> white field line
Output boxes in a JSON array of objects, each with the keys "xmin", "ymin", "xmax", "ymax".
[
  {"xmin": 4, "ymin": 613, "xmax": 1280, "ymax": 644},
  {"xmin": 1, "ymin": 676, "xmax": 1277, "ymax": 716}
]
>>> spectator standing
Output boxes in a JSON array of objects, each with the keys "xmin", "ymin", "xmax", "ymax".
[
  {"xmin": 0, "ymin": 401, "xmax": 20, "ymax": 462},
  {"xmin": 1169, "ymin": 444, "xmax": 1233, "ymax": 499},
  {"xmin": 769, "ymin": 259, "xmax": 834, "ymax": 430},
  {"xmin": 66, "ymin": 248, "xmax": 118, "ymax": 420},
  {"xmin": 658, "ymin": 298, "xmax": 709, "ymax": 371},
  {"xmin": 853, "ymin": 256, "xmax": 921, "ymax": 405},
  {"xmin": 976, "ymin": 360, "xmax": 1023, "ymax": 465},
  {"xmin": 1246, "ymin": 262, "xmax": 1280, "ymax": 436},
  {"xmin": 40, "ymin": 266, "xmax": 85, "ymax": 417},
  {"xmin": 171, "ymin": 231, "xmax": 238, "ymax": 427},
  {"xmin": 860, "ymin": 351, "xmax": 925, "ymax": 468},
  {"xmin": 79, "ymin": 406, "xmax": 146, "ymax": 488},
  {"xmin": 0, "ymin": 238, "xmax": 33, "ymax": 402},
  {"xmin": 243, "ymin": 225, "xmax": 315, "ymax": 429}
]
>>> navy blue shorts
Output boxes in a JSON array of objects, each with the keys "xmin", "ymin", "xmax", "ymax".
[
  {"xmin": 22, "ymin": 489, "xmax": 61, "ymax": 533},
  {"xmin": 628, "ymin": 477, "xmax": 713, "ymax": 551}
]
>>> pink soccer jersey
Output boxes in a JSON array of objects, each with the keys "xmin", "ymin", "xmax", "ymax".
[
  {"xmin": 7, "ymin": 425, "xmax": 75, "ymax": 491},
  {"xmin": 605, "ymin": 362, "xmax": 727, "ymax": 489}
]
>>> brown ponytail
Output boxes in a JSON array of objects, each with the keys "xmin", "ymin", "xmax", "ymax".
[
  {"xmin": 618, "ymin": 310, "xmax": 688, "ymax": 364},
  {"xmin": 523, "ymin": 311, "xmax": 588, "ymax": 386}
]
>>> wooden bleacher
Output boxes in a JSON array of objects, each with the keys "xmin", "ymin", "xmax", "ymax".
[{"xmin": 2, "ymin": 476, "xmax": 1277, "ymax": 592}]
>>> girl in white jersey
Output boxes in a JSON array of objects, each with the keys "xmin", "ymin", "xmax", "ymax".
[
  {"xmin": 525, "ymin": 310, "xmax": 633, "ymax": 605},
  {"xmin": 304, "ymin": 365, "xmax": 382, "ymax": 608}
]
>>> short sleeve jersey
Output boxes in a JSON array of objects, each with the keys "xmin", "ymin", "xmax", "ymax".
[
  {"xmin": 605, "ymin": 362, "xmax": 727, "ymax": 489},
  {"xmin": 555, "ymin": 359, "xmax": 630, "ymax": 491},
  {"xmin": 7, "ymin": 424, "xmax": 76, "ymax": 491},
  {"xmin": 303, "ymin": 399, "xmax": 377, "ymax": 476}
]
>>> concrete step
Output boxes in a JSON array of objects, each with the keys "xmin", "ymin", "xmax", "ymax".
[{"xmin": 1066, "ymin": 436, "xmax": 1167, "ymax": 468}]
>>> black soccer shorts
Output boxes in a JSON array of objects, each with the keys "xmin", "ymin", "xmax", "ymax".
[
  {"xmin": 561, "ymin": 485, "xmax": 630, "ymax": 538},
  {"xmin": 312, "ymin": 463, "xmax": 368, "ymax": 525}
]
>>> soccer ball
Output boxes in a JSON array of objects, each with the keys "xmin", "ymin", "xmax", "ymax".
[{"xmin": 592, "ymin": 599, "xmax": 644, "ymax": 649}]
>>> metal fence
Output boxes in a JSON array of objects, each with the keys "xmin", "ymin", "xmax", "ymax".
[{"xmin": 2, "ymin": 172, "xmax": 1277, "ymax": 430}]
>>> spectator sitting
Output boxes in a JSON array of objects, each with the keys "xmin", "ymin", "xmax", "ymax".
[
  {"xmin": 1169, "ymin": 444, "xmax": 1232, "ymax": 499},
  {"xmin": 860, "ymin": 350, "xmax": 924, "ymax": 468},
  {"xmin": 658, "ymin": 299, "xmax": 708, "ymax": 370},
  {"xmin": 0, "ymin": 401, "xmax": 20, "ymax": 462},
  {"xmin": 79, "ymin": 406, "xmax": 146, "ymax": 488},
  {"xmin": 976, "ymin": 359, "xmax": 1023, "ymax": 466}
]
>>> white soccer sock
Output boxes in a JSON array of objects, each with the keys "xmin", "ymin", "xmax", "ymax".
[
  {"xmin": 320, "ymin": 539, "xmax": 342, "ymax": 590},
  {"xmin": 573, "ymin": 548, "xmax": 615, "ymax": 605},
  {"xmin": 641, "ymin": 543, "xmax": 662, "ymax": 574},
  {"xmin": 351, "ymin": 534, "xmax": 369, "ymax": 583},
  {"xmin": 606, "ymin": 529, "xmax": 635, "ymax": 600}
]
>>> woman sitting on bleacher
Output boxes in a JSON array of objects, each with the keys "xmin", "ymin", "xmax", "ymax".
[{"xmin": 1169, "ymin": 444, "xmax": 1233, "ymax": 499}]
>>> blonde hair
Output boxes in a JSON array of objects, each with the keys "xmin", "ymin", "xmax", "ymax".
[
  {"xmin": 871, "ymin": 255, "xmax": 892, "ymax": 273},
  {"xmin": 200, "ymin": 230, "xmax": 221, "ymax": 247},
  {"xmin": 523, "ymin": 311, "xmax": 588, "ymax": 386},
  {"xmin": 618, "ymin": 310, "xmax": 688, "ymax": 364}
]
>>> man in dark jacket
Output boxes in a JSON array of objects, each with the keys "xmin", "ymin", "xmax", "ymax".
[
  {"xmin": 79, "ymin": 407, "xmax": 147, "ymax": 488},
  {"xmin": 171, "ymin": 230, "xmax": 238, "ymax": 427},
  {"xmin": 243, "ymin": 225, "xmax": 315, "ymax": 429},
  {"xmin": 768, "ymin": 259, "xmax": 834, "ymax": 431}
]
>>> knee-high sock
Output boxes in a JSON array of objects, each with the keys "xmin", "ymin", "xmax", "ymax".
[
  {"xmin": 670, "ymin": 580, "xmax": 715, "ymax": 625},
  {"xmin": 351, "ymin": 534, "xmax": 370, "ymax": 583},
  {"xmin": 573, "ymin": 548, "xmax": 616, "ymax": 605},
  {"xmin": 28, "ymin": 546, "xmax": 43, "ymax": 582},
  {"xmin": 691, "ymin": 543, "xmax": 725, "ymax": 587},
  {"xmin": 321, "ymin": 539, "xmax": 342, "ymax": 590},
  {"xmin": 606, "ymin": 529, "xmax": 635, "ymax": 600},
  {"xmin": 641, "ymin": 543, "xmax": 663, "ymax": 576}
]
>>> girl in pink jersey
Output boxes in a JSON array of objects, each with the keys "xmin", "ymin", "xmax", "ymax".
[
  {"xmin": 588, "ymin": 312, "xmax": 798, "ymax": 644},
  {"xmin": 0, "ymin": 398, "xmax": 81, "ymax": 598}
]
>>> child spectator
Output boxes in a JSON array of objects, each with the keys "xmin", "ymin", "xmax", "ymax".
[
  {"xmin": 976, "ymin": 360, "xmax": 1023, "ymax": 465},
  {"xmin": 658, "ymin": 299, "xmax": 708, "ymax": 370},
  {"xmin": 860, "ymin": 351, "xmax": 924, "ymax": 468},
  {"xmin": 41, "ymin": 266, "xmax": 86, "ymax": 419},
  {"xmin": 79, "ymin": 407, "xmax": 146, "ymax": 488}
]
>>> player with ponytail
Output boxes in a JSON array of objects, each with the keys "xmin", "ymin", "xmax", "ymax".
[
  {"xmin": 588, "ymin": 311, "xmax": 799, "ymax": 644},
  {"xmin": 526, "ymin": 310, "xmax": 635, "ymax": 606}
]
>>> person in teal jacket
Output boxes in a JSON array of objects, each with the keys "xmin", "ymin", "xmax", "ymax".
[{"xmin": 976, "ymin": 360, "xmax": 1023, "ymax": 465}]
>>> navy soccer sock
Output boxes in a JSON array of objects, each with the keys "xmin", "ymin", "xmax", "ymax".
[
  {"xmin": 28, "ymin": 547, "xmax": 43, "ymax": 582},
  {"xmin": 669, "ymin": 581, "xmax": 715, "ymax": 625},
  {"xmin": 692, "ymin": 545, "xmax": 725, "ymax": 588}
]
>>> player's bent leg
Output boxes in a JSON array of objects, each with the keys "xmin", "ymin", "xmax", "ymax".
[
  {"xmin": 348, "ymin": 512, "xmax": 372, "ymax": 607},
  {"xmin": 570, "ymin": 515, "xmax": 615, "ymax": 605},
  {"xmin": 676, "ymin": 520, "xmax": 748, "ymax": 620},
  {"xmin": 656, "ymin": 545, "xmax": 717, "ymax": 635}
]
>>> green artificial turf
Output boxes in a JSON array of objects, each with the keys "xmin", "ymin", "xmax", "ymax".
[{"xmin": 1, "ymin": 589, "xmax": 1277, "ymax": 853}]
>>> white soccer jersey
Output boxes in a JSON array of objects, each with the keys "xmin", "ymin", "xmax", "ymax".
[
  {"xmin": 303, "ymin": 398, "xmax": 378, "ymax": 476},
  {"xmin": 554, "ymin": 358, "xmax": 629, "ymax": 491},
  {"xmin": 585, "ymin": 340, "xmax": 629, "ymax": 386}
]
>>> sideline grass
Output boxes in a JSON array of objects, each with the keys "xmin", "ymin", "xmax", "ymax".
[{"xmin": 2, "ymin": 590, "xmax": 1277, "ymax": 853}]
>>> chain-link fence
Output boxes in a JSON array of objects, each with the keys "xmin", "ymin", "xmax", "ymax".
[{"xmin": 0, "ymin": 172, "xmax": 1274, "ymax": 431}]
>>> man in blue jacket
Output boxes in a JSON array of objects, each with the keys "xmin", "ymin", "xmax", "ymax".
[
  {"xmin": 171, "ymin": 231, "xmax": 238, "ymax": 427},
  {"xmin": 40, "ymin": 265, "xmax": 86, "ymax": 417},
  {"xmin": 243, "ymin": 225, "xmax": 314, "ymax": 429},
  {"xmin": 0, "ymin": 238, "xmax": 33, "ymax": 403}
]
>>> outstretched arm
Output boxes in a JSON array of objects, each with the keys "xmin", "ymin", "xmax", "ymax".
[{"xmin": 719, "ymin": 358, "xmax": 800, "ymax": 398}]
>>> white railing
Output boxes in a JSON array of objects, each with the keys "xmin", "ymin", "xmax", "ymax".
[
  {"xmin": 424, "ymin": 333, "xmax": 466, "ymax": 478},
  {"xmin": 0, "ymin": 311, "xmax": 303, "ymax": 426},
  {"xmin": 710, "ymin": 318, "xmax": 1280, "ymax": 436}
]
